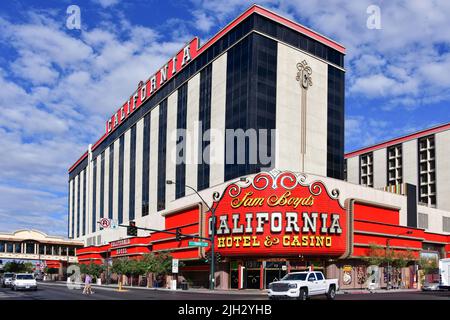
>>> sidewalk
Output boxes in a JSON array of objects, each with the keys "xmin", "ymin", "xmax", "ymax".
[{"xmin": 339, "ymin": 288, "xmax": 420, "ymax": 294}]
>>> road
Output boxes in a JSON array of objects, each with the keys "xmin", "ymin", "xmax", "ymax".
[{"xmin": 0, "ymin": 282, "xmax": 449, "ymax": 300}]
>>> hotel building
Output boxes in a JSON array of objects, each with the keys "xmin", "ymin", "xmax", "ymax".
[{"xmin": 70, "ymin": 5, "xmax": 450, "ymax": 290}]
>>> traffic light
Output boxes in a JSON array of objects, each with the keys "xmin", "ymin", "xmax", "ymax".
[
  {"xmin": 175, "ymin": 228, "xmax": 182, "ymax": 241},
  {"xmin": 127, "ymin": 221, "xmax": 138, "ymax": 237},
  {"xmin": 204, "ymin": 252, "xmax": 222, "ymax": 263}
]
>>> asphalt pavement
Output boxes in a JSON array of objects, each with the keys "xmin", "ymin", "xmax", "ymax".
[{"xmin": 0, "ymin": 282, "xmax": 449, "ymax": 300}]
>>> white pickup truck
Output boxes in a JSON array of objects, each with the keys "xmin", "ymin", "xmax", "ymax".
[{"xmin": 268, "ymin": 271, "xmax": 338, "ymax": 300}]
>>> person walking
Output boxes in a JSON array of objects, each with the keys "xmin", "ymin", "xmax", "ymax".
[{"xmin": 83, "ymin": 274, "xmax": 93, "ymax": 295}]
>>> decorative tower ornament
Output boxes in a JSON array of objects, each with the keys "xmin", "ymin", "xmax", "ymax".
[{"xmin": 296, "ymin": 60, "xmax": 313, "ymax": 172}]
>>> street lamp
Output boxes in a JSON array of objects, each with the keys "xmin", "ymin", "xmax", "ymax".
[
  {"xmin": 385, "ymin": 230, "xmax": 413, "ymax": 290},
  {"xmin": 166, "ymin": 177, "xmax": 246, "ymax": 290}
]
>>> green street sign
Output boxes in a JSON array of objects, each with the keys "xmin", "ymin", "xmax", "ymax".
[{"xmin": 188, "ymin": 241, "xmax": 209, "ymax": 247}]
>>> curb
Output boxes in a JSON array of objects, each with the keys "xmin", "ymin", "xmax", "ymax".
[
  {"xmin": 340, "ymin": 289, "xmax": 421, "ymax": 295},
  {"xmin": 45, "ymin": 281, "xmax": 267, "ymax": 295}
]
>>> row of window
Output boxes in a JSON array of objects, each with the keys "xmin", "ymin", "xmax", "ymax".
[
  {"xmin": 418, "ymin": 213, "xmax": 450, "ymax": 233},
  {"xmin": 350, "ymin": 135, "xmax": 437, "ymax": 207},
  {"xmin": 0, "ymin": 242, "xmax": 76, "ymax": 256},
  {"xmin": 69, "ymin": 21, "xmax": 345, "ymax": 238},
  {"xmin": 224, "ymin": 33, "xmax": 277, "ymax": 180},
  {"xmin": 68, "ymin": 13, "xmax": 344, "ymax": 179}
]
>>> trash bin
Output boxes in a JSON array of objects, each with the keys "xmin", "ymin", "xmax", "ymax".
[{"xmin": 181, "ymin": 281, "xmax": 188, "ymax": 290}]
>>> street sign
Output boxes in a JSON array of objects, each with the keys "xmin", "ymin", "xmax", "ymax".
[
  {"xmin": 172, "ymin": 259, "xmax": 179, "ymax": 274},
  {"xmin": 188, "ymin": 241, "xmax": 208, "ymax": 247},
  {"xmin": 98, "ymin": 218, "xmax": 111, "ymax": 229}
]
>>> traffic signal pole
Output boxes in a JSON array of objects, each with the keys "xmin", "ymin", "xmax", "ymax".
[
  {"xmin": 120, "ymin": 223, "xmax": 210, "ymax": 242},
  {"xmin": 165, "ymin": 177, "xmax": 246, "ymax": 290}
]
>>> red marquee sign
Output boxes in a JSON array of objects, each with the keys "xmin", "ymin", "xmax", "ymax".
[{"xmin": 205, "ymin": 171, "xmax": 351, "ymax": 258}]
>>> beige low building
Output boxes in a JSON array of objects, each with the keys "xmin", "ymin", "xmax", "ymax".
[{"xmin": 0, "ymin": 229, "xmax": 83, "ymax": 272}]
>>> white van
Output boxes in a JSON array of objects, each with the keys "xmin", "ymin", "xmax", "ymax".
[{"xmin": 439, "ymin": 258, "xmax": 450, "ymax": 290}]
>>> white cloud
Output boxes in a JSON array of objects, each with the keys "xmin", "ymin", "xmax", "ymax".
[
  {"xmin": 0, "ymin": 9, "xmax": 188, "ymax": 235},
  {"xmin": 192, "ymin": 10, "xmax": 216, "ymax": 33},
  {"xmin": 0, "ymin": 185, "xmax": 67, "ymax": 236},
  {"xmin": 93, "ymin": 0, "xmax": 120, "ymax": 8}
]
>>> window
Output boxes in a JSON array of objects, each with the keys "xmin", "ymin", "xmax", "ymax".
[
  {"xmin": 360, "ymin": 153, "xmax": 373, "ymax": 187},
  {"xmin": 343, "ymin": 159, "xmax": 347, "ymax": 181},
  {"xmin": 25, "ymin": 242, "xmax": 35, "ymax": 254},
  {"xmin": 443, "ymin": 217, "xmax": 450, "ymax": 233},
  {"xmin": 92, "ymin": 157, "xmax": 97, "ymax": 233},
  {"xmin": 0, "ymin": 241, "xmax": 5, "ymax": 252},
  {"xmin": 99, "ymin": 151, "xmax": 105, "ymax": 220},
  {"xmin": 118, "ymin": 134, "xmax": 125, "ymax": 223},
  {"xmin": 53, "ymin": 246, "xmax": 60, "ymax": 256},
  {"xmin": 108, "ymin": 144, "xmax": 114, "ymax": 219},
  {"xmin": 418, "ymin": 135, "xmax": 436, "ymax": 207},
  {"xmin": 45, "ymin": 245, "xmax": 52, "ymax": 255},
  {"xmin": 157, "ymin": 99, "xmax": 168, "ymax": 211},
  {"xmin": 142, "ymin": 114, "xmax": 150, "ymax": 215},
  {"xmin": 281, "ymin": 273, "xmax": 307, "ymax": 281},
  {"xmin": 6, "ymin": 243, "xmax": 13, "ymax": 253},
  {"xmin": 198, "ymin": 64, "xmax": 212, "ymax": 191},
  {"xmin": 142, "ymin": 202, "xmax": 149, "ymax": 216},
  {"xmin": 418, "ymin": 213, "xmax": 428, "ymax": 229},
  {"xmin": 70, "ymin": 179, "xmax": 75, "ymax": 238},
  {"xmin": 327, "ymin": 66, "xmax": 345, "ymax": 179},
  {"xmin": 307, "ymin": 273, "xmax": 316, "ymax": 281},
  {"xmin": 315, "ymin": 272, "xmax": 324, "ymax": 280},
  {"xmin": 176, "ymin": 83, "xmax": 188, "ymax": 199},
  {"xmin": 129, "ymin": 125, "xmax": 136, "ymax": 220},
  {"xmin": 82, "ymin": 169, "xmax": 86, "ymax": 236},
  {"xmin": 387, "ymin": 144, "xmax": 402, "ymax": 186},
  {"xmin": 76, "ymin": 174, "xmax": 80, "ymax": 238}
]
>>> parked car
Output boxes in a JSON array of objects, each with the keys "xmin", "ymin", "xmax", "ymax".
[
  {"xmin": 268, "ymin": 271, "xmax": 339, "ymax": 300},
  {"xmin": 422, "ymin": 280, "xmax": 441, "ymax": 291},
  {"xmin": 11, "ymin": 273, "xmax": 37, "ymax": 291},
  {"xmin": 1, "ymin": 273, "xmax": 15, "ymax": 288}
]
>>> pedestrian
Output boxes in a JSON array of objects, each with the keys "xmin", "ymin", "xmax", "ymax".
[{"xmin": 83, "ymin": 274, "xmax": 93, "ymax": 295}]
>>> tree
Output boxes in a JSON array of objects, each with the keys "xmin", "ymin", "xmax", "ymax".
[
  {"xmin": 127, "ymin": 259, "xmax": 146, "ymax": 287},
  {"xmin": 79, "ymin": 262, "xmax": 105, "ymax": 282},
  {"xmin": 392, "ymin": 250, "xmax": 415, "ymax": 269},
  {"xmin": 111, "ymin": 258, "xmax": 130, "ymax": 291},
  {"xmin": 363, "ymin": 243, "xmax": 385, "ymax": 266},
  {"xmin": 142, "ymin": 252, "xmax": 173, "ymax": 276},
  {"xmin": 141, "ymin": 252, "xmax": 176, "ymax": 288},
  {"xmin": 45, "ymin": 267, "xmax": 59, "ymax": 274},
  {"xmin": 4, "ymin": 261, "xmax": 34, "ymax": 273},
  {"xmin": 419, "ymin": 257, "xmax": 438, "ymax": 275}
]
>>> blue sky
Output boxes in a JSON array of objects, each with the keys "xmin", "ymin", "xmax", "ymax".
[{"xmin": 0, "ymin": 0, "xmax": 449, "ymax": 236}]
